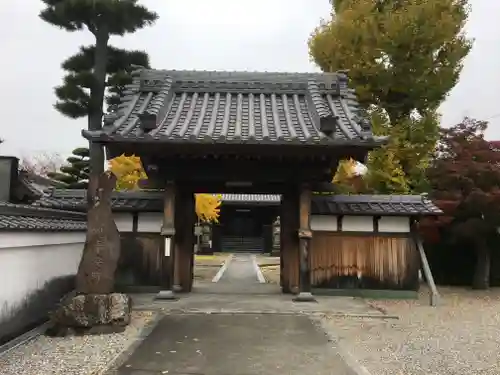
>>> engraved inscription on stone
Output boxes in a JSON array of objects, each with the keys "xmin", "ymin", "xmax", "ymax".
[{"xmin": 76, "ymin": 172, "xmax": 121, "ymax": 295}]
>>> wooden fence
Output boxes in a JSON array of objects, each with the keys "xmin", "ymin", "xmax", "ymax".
[{"xmin": 310, "ymin": 232, "xmax": 419, "ymax": 290}]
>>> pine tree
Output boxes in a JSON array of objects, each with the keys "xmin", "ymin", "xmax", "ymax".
[
  {"xmin": 54, "ymin": 45, "xmax": 150, "ymax": 118},
  {"xmin": 48, "ymin": 147, "xmax": 90, "ymax": 189},
  {"xmin": 39, "ymin": 2, "xmax": 158, "ymax": 318},
  {"xmin": 39, "ymin": 0, "xmax": 158, "ymax": 177}
]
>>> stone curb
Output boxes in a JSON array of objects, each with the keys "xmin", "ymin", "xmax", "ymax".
[
  {"xmin": 312, "ymin": 317, "xmax": 373, "ymax": 375},
  {"xmin": 133, "ymin": 307, "xmax": 399, "ymax": 319},
  {"xmin": 211, "ymin": 254, "xmax": 234, "ymax": 282},
  {"xmin": 100, "ymin": 312, "xmax": 163, "ymax": 375},
  {"xmin": 0, "ymin": 321, "xmax": 52, "ymax": 357},
  {"xmin": 336, "ymin": 346, "xmax": 373, "ymax": 375},
  {"xmin": 251, "ymin": 255, "xmax": 267, "ymax": 283}
]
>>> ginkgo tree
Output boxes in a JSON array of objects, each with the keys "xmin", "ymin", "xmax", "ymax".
[
  {"xmin": 108, "ymin": 154, "xmax": 222, "ymax": 222},
  {"xmin": 309, "ymin": 0, "xmax": 471, "ymax": 192},
  {"xmin": 108, "ymin": 154, "xmax": 147, "ymax": 191},
  {"xmin": 195, "ymin": 194, "xmax": 222, "ymax": 223},
  {"xmin": 333, "ymin": 158, "xmax": 358, "ymax": 184},
  {"xmin": 332, "ymin": 158, "xmax": 360, "ymax": 194}
]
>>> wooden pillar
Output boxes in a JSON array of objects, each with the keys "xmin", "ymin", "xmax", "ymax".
[
  {"xmin": 173, "ymin": 204, "xmax": 182, "ymax": 292},
  {"xmin": 156, "ymin": 181, "xmax": 178, "ymax": 300},
  {"xmin": 279, "ymin": 216, "xmax": 285, "ymax": 290},
  {"xmin": 176, "ymin": 189, "xmax": 196, "ymax": 293},
  {"xmin": 280, "ymin": 205, "xmax": 289, "ymax": 293},
  {"xmin": 281, "ymin": 188, "xmax": 300, "ymax": 294},
  {"xmin": 293, "ymin": 184, "xmax": 316, "ymax": 302},
  {"xmin": 173, "ymin": 188, "xmax": 184, "ymax": 292}
]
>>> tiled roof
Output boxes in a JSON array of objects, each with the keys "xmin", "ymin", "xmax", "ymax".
[
  {"xmin": 82, "ymin": 69, "xmax": 386, "ymax": 147},
  {"xmin": 36, "ymin": 189, "xmax": 442, "ymax": 217},
  {"xmin": 35, "ymin": 189, "xmax": 164, "ymax": 212},
  {"xmin": 221, "ymin": 194, "xmax": 281, "ymax": 204},
  {"xmin": 36, "ymin": 190, "xmax": 281, "ymax": 211},
  {"xmin": 11, "ymin": 170, "xmax": 66, "ymax": 204},
  {"xmin": 11, "ymin": 175, "xmax": 44, "ymax": 203},
  {"xmin": 311, "ymin": 194, "xmax": 443, "ymax": 216},
  {"xmin": 0, "ymin": 202, "xmax": 86, "ymax": 231}
]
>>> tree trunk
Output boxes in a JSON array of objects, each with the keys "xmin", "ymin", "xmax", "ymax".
[
  {"xmin": 76, "ymin": 171, "xmax": 121, "ymax": 294},
  {"xmin": 88, "ymin": 26, "xmax": 110, "ymax": 178},
  {"xmin": 89, "ymin": 142, "xmax": 105, "ymax": 180},
  {"xmin": 82, "ymin": 26, "xmax": 111, "ymax": 293},
  {"xmin": 472, "ymin": 241, "xmax": 490, "ymax": 290}
]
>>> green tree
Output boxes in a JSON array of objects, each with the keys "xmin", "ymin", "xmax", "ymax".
[
  {"xmin": 48, "ymin": 147, "xmax": 90, "ymax": 189},
  {"xmin": 309, "ymin": 0, "xmax": 472, "ymax": 192},
  {"xmin": 39, "ymin": 0, "xmax": 158, "ymax": 177},
  {"xmin": 55, "ymin": 45, "xmax": 150, "ymax": 118}
]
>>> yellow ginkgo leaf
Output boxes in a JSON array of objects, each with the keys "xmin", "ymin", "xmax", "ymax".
[
  {"xmin": 195, "ymin": 194, "xmax": 221, "ymax": 223},
  {"xmin": 108, "ymin": 154, "xmax": 147, "ymax": 191}
]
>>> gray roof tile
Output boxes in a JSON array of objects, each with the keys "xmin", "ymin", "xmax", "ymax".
[
  {"xmin": 220, "ymin": 194, "xmax": 281, "ymax": 204},
  {"xmin": 83, "ymin": 69, "xmax": 385, "ymax": 146},
  {"xmin": 37, "ymin": 190, "xmax": 281, "ymax": 210},
  {"xmin": 0, "ymin": 202, "xmax": 86, "ymax": 231},
  {"xmin": 36, "ymin": 190, "xmax": 441, "ymax": 217},
  {"xmin": 35, "ymin": 189, "xmax": 163, "ymax": 212},
  {"xmin": 311, "ymin": 194, "xmax": 443, "ymax": 216},
  {"xmin": 12, "ymin": 170, "xmax": 66, "ymax": 204}
]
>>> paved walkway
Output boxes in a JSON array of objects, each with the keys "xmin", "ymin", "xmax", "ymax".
[
  {"xmin": 132, "ymin": 292, "xmax": 384, "ymax": 316},
  {"xmin": 132, "ymin": 252, "xmax": 385, "ymax": 316},
  {"xmin": 112, "ymin": 313, "xmax": 355, "ymax": 375},
  {"xmin": 205, "ymin": 253, "xmax": 278, "ymax": 295},
  {"xmin": 218, "ymin": 253, "xmax": 261, "ymax": 283},
  {"xmin": 106, "ymin": 254, "xmax": 387, "ymax": 374}
]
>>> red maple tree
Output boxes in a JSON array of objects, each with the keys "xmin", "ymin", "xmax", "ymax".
[{"xmin": 421, "ymin": 118, "xmax": 500, "ymax": 289}]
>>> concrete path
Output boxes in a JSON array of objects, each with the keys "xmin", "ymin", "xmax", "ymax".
[
  {"xmin": 132, "ymin": 291, "xmax": 386, "ymax": 317},
  {"xmin": 202, "ymin": 253, "xmax": 276, "ymax": 295},
  {"xmin": 107, "ymin": 254, "xmax": 388, "ymax": 375},
  {"xmin": 132, "ymin": 253, "xmax": 387, "ymax": 317},
  {"xmin": 218, "ymin": 253, "xmax": 262, "ymax": 284},
  {"xmin": 113, "ymin": 313, "xmax": 355, "ymax": 375}
]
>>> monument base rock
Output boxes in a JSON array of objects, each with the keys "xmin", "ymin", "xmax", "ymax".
[{"xmin": 45, "ymin": 292, "xmax": 132, "ymax": 337}]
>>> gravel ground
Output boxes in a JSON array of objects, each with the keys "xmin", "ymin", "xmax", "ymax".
[
  {"xmin": 255, "ymin": 255, "xmax": 280, "ymax": 285},
  {"xmin": 255, "ymin": 255, "xmax": 280, "ymax": 266},
  {"xmin": 318, "ymin": 286, "xmax": 500, "ymax": 375},
  {"xmin": 194, "ymin": 253, "xmax": 229, "ymax": 267},
  {"xmin": 193, "ymin": 254, "xmax": 230, "ymax": 282},
  {"xmin": 259, "ymin": 265, "xmax": 280, "ymax": 285},
  {"xmin": 0, "ymin": 311, "xmax": 156, "ymax": 375},
  {"xmin": 193, "ymin": 265, "xmax": 221, "ymax": 281}
]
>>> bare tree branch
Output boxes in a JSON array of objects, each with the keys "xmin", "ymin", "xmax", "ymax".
[{"xmin": 19, "ymin": 152, "xmax": 65, "ymax": 177}]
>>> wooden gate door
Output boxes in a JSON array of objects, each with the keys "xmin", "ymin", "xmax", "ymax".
[{"xmin": 115, "ymin": 233, "xmax": 165, "ymax": 292}]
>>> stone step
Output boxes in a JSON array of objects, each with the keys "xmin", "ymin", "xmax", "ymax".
[{"xmin": 221, "ymin": 236, "xmax": 264, "ymax": 252}]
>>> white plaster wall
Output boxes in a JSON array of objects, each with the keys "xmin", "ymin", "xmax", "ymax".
[
  {"xmin": 0, "ymin": 232, "xmax": 85, "ymax": 322},
  {"xmin": 378, "ymin": 216, "xmax": 410, "ymax": 233},
  {"xmin": 311, "ymin": 215, "xmax": 338, "ymax": 231},
  {"xmin": 113, "ymin": 213, "xmax": 134, "ymax": 232},
  {"xmin": 137, "ymin": 212, "xmax": 162, "ymax": 233},
  {"xmin": 342, "ymin": 216, "xmax": 374, "ymax": 232}
]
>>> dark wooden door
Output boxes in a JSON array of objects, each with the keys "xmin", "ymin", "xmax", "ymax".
[
  {"xmin": 115, "ymin": 233, "xmax": 164, "ymax": 291},
  {"xmin": 231, "ymin": 215, "xmax": 256, "ymax": 237}
]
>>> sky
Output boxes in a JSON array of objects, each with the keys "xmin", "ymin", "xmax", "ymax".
[{"xmin": 0, "ymin": 0, "xmax": 499, "ymax": 160}]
